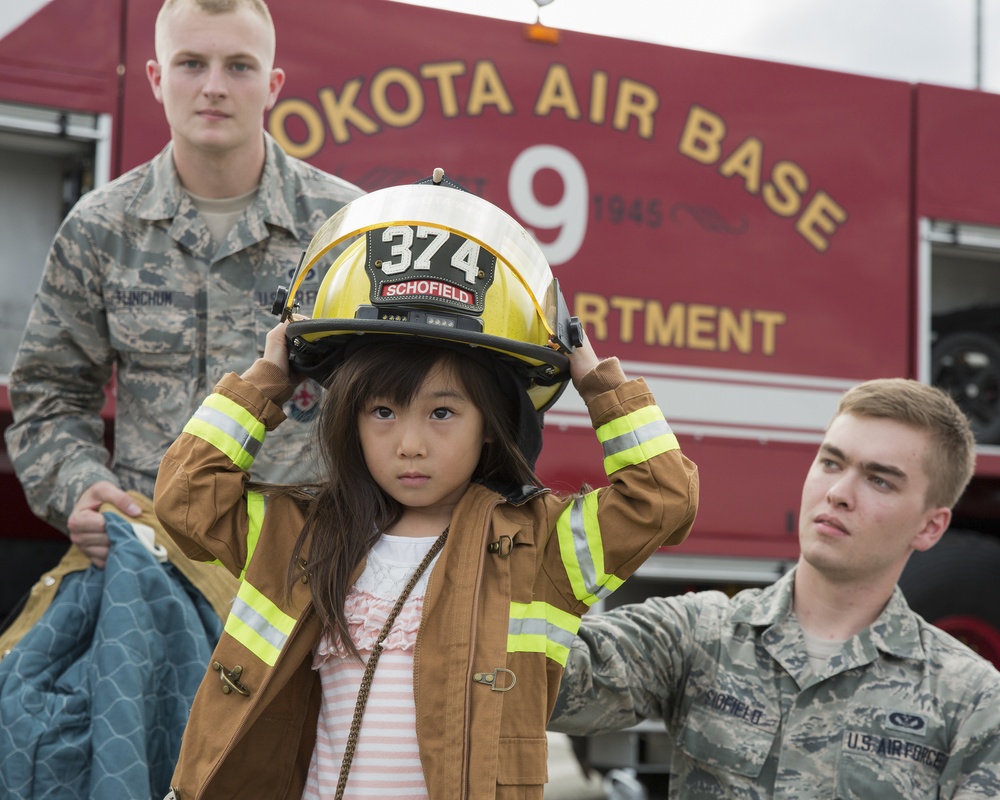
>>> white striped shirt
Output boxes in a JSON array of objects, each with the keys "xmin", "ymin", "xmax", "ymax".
[{"xmin": 302, "ymin": 534, "xmax": 439, "ymax": 799}]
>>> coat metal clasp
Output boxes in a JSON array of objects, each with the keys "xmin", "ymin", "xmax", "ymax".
[
  {"xmin": 212, "ymin": 661, "xmax": 250, "ymax": 696},
  {"xmin": 486, "ymin": 535, "xmax": 513, "ymax": 558},
  {"xmin": 473, "ymin": 667, "xmax": 517, "ymax": 692}
]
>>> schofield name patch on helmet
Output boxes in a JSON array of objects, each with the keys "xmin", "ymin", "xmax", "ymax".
[{"xmin": 365, "ymin": 225, "xmax": 496, "ymax": 315}]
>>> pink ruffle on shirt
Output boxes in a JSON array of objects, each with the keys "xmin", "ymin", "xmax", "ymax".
[
  {"xmin": 312, "ymin": 537, "xmax": 436, "ymax": 665},
  {"xmin": 313, "ymin": 590, "xmax": 425, "ymax": 664}
]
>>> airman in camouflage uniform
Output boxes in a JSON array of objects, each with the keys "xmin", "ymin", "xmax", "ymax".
[
  {"xmin": 5, "ymin": 134, "xmax": 359, "ymax": 531},
  {"xmin": 550, "ymin": 378, "xmax": 1000, "ymax": 798},
  {"xmin": 4, "ymin": 0, "xmax": 363, "ymax": 563},
  {"xmin": 551, "ymin": 571, "xmax": 1000, "ymax": 798}
]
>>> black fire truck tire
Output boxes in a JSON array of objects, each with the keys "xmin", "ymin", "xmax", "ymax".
[
  {"xmin": 898, "ymin": 529, "xmax": 1000, "ymax": 668},
  {"xmin": 930, "ymin": 331, "xmax": 1000, "ymax": 444}
]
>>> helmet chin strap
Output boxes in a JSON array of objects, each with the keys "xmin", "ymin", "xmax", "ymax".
[{"xmin": 488, "ymin": 352, "xmax": 545, "ymax": 468}]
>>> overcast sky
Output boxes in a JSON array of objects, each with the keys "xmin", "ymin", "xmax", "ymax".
[{"xmin": 389, "ymin": 0, "xmax": 1000, "ymax": 93}]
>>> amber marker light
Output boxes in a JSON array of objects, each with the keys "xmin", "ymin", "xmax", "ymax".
[{"xmin": 524, "ymin": 21, "xmax": 560, "ymax": 44}]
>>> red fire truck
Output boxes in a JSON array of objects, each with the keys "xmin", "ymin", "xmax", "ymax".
[{"xmin": 4, "ymin": 0, "xmax": 1000, "ymax": 784}]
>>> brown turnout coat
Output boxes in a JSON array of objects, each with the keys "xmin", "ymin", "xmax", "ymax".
[{"xmin": 153, "ymin": 358, "xmax": 698, "ymax": 799}]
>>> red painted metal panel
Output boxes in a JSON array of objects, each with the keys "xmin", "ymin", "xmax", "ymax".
[
  {"xmin": 261, "ymin": 0, "xmax": 915, "ymax": 381},
  {"xmin": 116, "ymin": 0, "xmax": 165, "ymax": 173},
  {"xmin": 916, "ymin": 83, "xmax": 1000, "ymax": 226},
  {"xmin": 536, "ymin": 420, "xmax": 810, "ymax": 561},
  {"xmin": 0, "ymin": 0, "xmax": 122, "ymax": 113}
]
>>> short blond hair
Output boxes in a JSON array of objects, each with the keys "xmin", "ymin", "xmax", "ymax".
[
  {"xmin": 155, "ymin": 0, "xmax": 276, "ymax": 61},
  {"xmin": 834, "ymin": 378, "xmax": 976, "ymax": 509},
  {"xmin": 159, "ymin": 0, "xmax": 272, "ymax": 19}
]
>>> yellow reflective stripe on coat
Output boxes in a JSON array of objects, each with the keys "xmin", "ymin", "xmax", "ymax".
[
  {"xmin": 507, "ymin": 601, "xmax": 581, "ymax": 666},
  {"xmin": 556, "ymin": 491, "xmax": 623, "ymax": 606},
  {"xmin": 223, "ymin": 491, "xmax": 294, "ymax": 666},
  {"xmin": 224, "ymin": 580, "xmax": 296, "ymax": 667},
  {"xmin": 182, "ymin": 393, "xmax": 266, "ymax": 472},
  {"xmin": 211, "ymin": 492, "xmax": 264, "ymax": 572},
  {"xmin": 241, "ymin": 492, "xmax": 265, "ymax": 581},
  {"xmin": 597, "ymin": 405, "xmax": 677, "ymax": 476}
]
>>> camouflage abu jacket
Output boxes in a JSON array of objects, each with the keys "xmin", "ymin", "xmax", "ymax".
[
  {"xmin": 4, "ymin": 133, "xmax": 363, "ymax": 532},
  {"xmin": 549, "ymin": 568, "xmax": 1000, "ymax": 799}
]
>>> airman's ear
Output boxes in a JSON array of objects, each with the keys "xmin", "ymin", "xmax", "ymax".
[
  {"xmin": 265, "ymin": 68, "xmax": 286, "ymax": 111},
  {"xmin": 146, "ymin": 60, "xmax": 164, "ymax": 103},
  {"xmin": 911, "ymin": 506, "xmax": 951, "ymax": 553}
]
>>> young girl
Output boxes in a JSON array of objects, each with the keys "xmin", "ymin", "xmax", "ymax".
[{"xmin": 154, "ymin": 186, "xmax": 699, "ymax": 800}]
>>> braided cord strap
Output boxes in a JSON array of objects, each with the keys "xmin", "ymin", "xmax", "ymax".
[{"xmin": 335, "ymin": 526, "xmax": 449, "ymax": 799}]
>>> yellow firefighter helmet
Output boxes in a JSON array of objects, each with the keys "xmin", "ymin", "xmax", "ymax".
[{"xmin": 273, "ymin": 170, "xmax": 582, "ymax": 413}]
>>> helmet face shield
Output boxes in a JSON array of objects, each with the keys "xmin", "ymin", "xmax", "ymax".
[{"xmin": 275, "ymin": 180, "xmax": 580, "ymax": 413}]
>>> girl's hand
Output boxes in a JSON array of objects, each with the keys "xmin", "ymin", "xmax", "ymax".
[
  {"xmin": 263, "ymin": 320, "xmax": 292, "ymax": 377},
  {"xmin": 567, "ymin": 329, "xmax": 600, "ymax": 389}
]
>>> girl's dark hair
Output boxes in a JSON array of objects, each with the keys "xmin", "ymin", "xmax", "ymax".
[{"xmin": 286, "ymin": 338, "xmax": 538, "ymax": 657}]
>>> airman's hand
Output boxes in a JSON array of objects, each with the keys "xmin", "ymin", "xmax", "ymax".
[{"xmin": 67, "ymin": 481, "xmax": 141, "ymax": 568}]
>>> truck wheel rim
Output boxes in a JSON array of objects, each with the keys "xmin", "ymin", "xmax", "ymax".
[{"xmin": 933, "ymin": 615, "xmax": 1000, "ymax": 664}]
